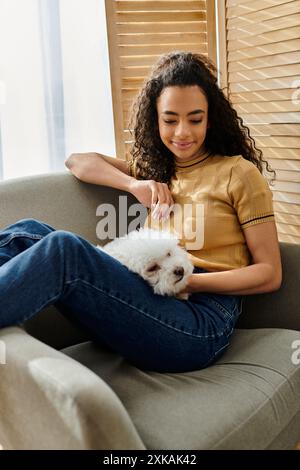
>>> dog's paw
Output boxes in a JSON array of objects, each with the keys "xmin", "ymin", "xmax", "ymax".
[
  {"xmin": 175, "ymin": 292, "xmax": 190, "ymax": 300},
  {"xmin": 153, "ymin": 289, "xmax": 190, "ymax": 300}
]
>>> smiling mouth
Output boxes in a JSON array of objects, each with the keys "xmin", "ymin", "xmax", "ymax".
[{"xmin": 172, "ymin": 142, "xmax": 194, "ymax": 147}]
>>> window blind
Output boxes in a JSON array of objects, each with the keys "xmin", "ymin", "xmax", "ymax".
[
  {"xmin": 105, "ymin": 0, "xmax": 216, "ymax": 160},
  {"xmin": 220, "ymin": 0, "xmax": 300, "ymax": 244}
]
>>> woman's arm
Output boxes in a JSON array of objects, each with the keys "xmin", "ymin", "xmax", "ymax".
[
  {"xmin": 65, "ymin": 152, "xmax": 174, "ymax": 211},
  {"xmin": 185, "ymin": 221, "xmax": 282, "ymax": 295},
  {"xmin": 65, "ymin": 152, "xmax": 134, "ymax": 192}
]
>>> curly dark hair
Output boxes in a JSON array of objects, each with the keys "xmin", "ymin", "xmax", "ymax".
[{"xmin": 128, "ymin": 51, "xmax": 276, "ymax": 186}]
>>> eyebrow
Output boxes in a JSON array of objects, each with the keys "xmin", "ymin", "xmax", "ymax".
[{"xmin": 161, "ymin": 109, "xmax": 205, "ymax": 116}]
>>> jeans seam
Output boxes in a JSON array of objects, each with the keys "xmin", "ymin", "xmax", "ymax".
[
  {"xmin": 64, "ymin": 278, "xmax": 227, "ymax": 340},
  {"xmin": 0, "ymin": 233, "xmax": 44, "ymax": 247},
  {"xmin": 205, "ymin": 296, "xmax": 236, "ymax": 321}
]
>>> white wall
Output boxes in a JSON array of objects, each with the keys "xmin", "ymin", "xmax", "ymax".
[
  {"xmin": 0, "ymin": 0, "xmax": 116, "ymax": 180},
  {"xmin": 60, "ymin": 0, "xmax": 116, "ymax": 157},
  {"xmin": 0, "ymin": 0, "xmax": 50, "ymax": 179}
]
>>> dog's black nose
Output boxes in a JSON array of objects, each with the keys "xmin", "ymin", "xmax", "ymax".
[{"xmin": 173, "ymin": 267, "xmax": 184, "ymax": 279}]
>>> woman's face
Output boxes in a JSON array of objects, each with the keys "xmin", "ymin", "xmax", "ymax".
[{"xmin": 156, "ymin": 85, "xmax": 209, "ymax": 163}]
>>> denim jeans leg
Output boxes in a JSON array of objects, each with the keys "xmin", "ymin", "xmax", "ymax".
[
  {"xmin": 0, "ymin": 218, "xmax": 56, "ymax": 266},
  {"xmin": 0, "ymin": 220, "xmax": 240, "ymax": 373}
]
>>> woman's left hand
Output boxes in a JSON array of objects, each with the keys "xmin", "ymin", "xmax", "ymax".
[{"xmin": 179, "ymin": 274, "xmax": 196, "ymax": 295}]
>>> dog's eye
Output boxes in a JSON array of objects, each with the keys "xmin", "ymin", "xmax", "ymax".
[{"xmin": 147, "ymin": 263, "xmax": 160, "ymax": 272}]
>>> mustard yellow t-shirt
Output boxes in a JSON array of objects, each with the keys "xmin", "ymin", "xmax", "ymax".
[{"xmin": 130, "ymin": 151, "xmax": 275, "ymax": 272}]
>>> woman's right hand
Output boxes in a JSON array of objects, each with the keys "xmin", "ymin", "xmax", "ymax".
[{"xmin": 128, "ymin": 179, "xmax": 174, "ymax": 221}]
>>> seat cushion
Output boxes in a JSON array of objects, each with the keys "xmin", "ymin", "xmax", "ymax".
[{"xmin": 62, "ymin": 328, "xmax": 300, "ymax": 450}]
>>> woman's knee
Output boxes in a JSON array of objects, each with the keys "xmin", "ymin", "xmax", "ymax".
[
  {"xmin": 45, "ymin": 231, "xmax": 99, "ymax": 269},
  {"xmin": 10, "ymin": 218, "xmax": 55, "ymax": 235},
  {"xmin": 46, "ymin": 230, "xmax": 83, "ymax": 251}
]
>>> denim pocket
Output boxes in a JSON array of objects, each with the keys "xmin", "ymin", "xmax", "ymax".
[
  {"xmin": 0, "ymin": 232, "xmax": 43, "ymax": 247},
  {"xmin": 207, "ymin": 294, "xmax": 241, "ymax": 322},
  {"xmin": 201, "ymin": 294, "xmax": 241, "ymax": 341},
  {"xmin": 205, "ymin": 295, "xmax": 234, "ymax": 321},
  {"xmin": 191, "ymin": 267, "xmax": 242, "ymax": 321}
]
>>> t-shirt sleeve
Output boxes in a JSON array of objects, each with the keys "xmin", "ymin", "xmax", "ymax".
[{"xmin": 227, "ymin": 157, "xmax": 275, "ymax": 230}]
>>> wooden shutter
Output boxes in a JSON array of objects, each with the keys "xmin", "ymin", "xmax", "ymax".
[
  {"xmin": 219, "ymin": 0, "xmax": 300, "ymax": 244},
  {"xmin": 105, "ymin": 0, "xmax": 216, "ymax": 160}
]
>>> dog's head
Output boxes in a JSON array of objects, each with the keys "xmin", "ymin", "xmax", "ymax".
[{"xmin": 128, "ymin": 228, "xmax": 194, "ymax": 296}]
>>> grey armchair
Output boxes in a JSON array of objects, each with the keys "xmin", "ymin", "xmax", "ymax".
[{"xmin": 0, "ymin": 172, "xmax": 299, "ymax": 450}]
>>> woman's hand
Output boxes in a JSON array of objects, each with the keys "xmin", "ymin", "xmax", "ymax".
[
  {"xmin": 178, "ymin": 274, "xmax": 199, "ymax": 295},
  {"xmin": 128, "ymin": 179, "xmax": 174, "ymax": 221}
]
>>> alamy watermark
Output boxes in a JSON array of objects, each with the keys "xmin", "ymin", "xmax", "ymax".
[
  {"xmin": 291, "ymin": 340, "xmax": 300, "ymax": 366},
  {"xmin": 0, "ymin": 340, "xmax": 6, "ymax": 365},
  {"xmin": 95, "ymin": 196, "xmax": 205, "ymax": 250},
  {"xmin": 292, "ymin": 79, "xmax": 300, "ymax": 105}
]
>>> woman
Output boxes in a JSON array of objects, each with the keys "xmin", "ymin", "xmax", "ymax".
[{"xmin": 0, "ymin": 52, "xmax": 282, "ymax": 372}]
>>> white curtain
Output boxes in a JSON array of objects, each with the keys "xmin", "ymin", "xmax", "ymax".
[{"xmin": 0, "ymin": 0, "xmax": 115, "ymax": 180}]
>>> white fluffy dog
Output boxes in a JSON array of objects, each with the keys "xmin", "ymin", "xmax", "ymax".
[{"xmin": 98, "ymin": 228, "xmax": 193, "ymax": 299}]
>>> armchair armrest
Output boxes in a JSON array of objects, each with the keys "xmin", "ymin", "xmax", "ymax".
[{"xmin": 0, "ymin": 327, "xmax": 145, "ymax": 450}]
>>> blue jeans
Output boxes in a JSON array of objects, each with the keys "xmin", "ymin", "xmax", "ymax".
[{"xmin": 0, "ymin": 219, "xmax": 243, "ymax": 373}]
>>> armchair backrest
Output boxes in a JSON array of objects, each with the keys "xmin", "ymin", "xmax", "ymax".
[
  {"xmin": 0, "ymin": 172, "xmax": 138, "ymax": 244},
  {"xmin": 237, "ymin": 241, "xmax": 300, "ymax": 331}
]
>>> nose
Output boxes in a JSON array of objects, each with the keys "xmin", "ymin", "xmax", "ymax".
[
  {"xmin": 173, "ymin": 267, "xmax": 184, "ymax": 279},
  {"xmin": 174, "ymin": 122, "xmax": 191, "ymax": 139}
]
